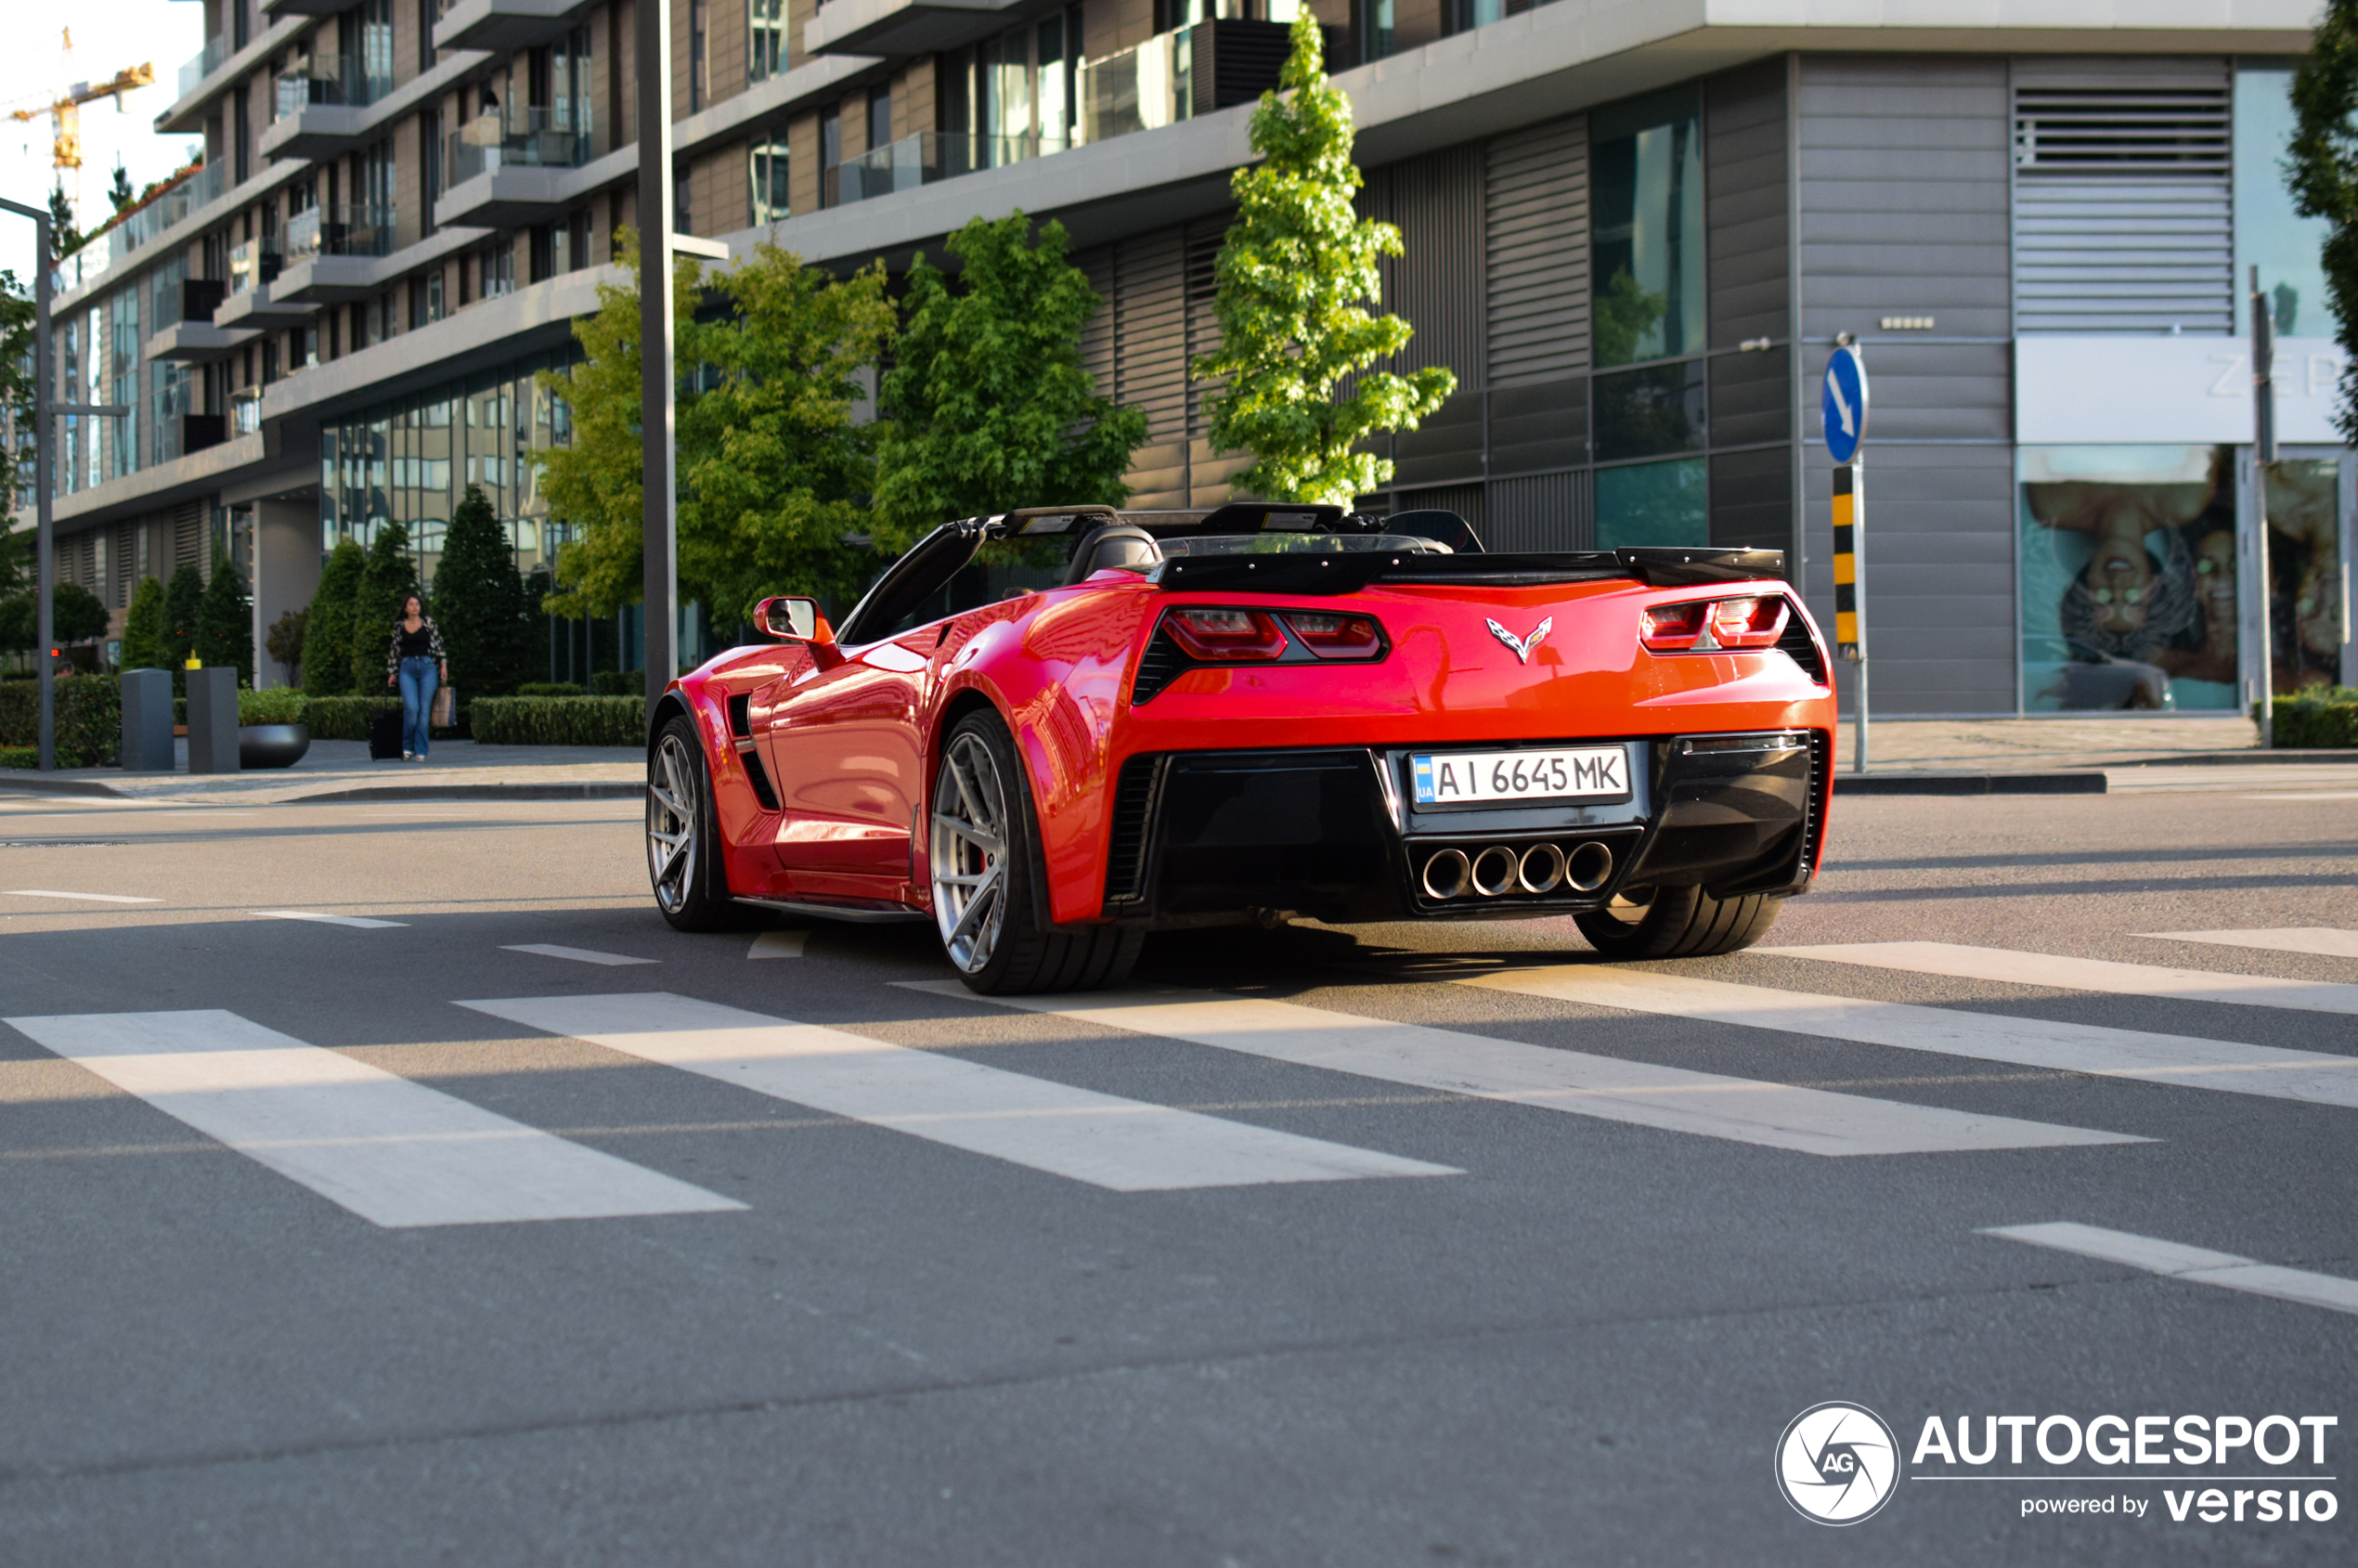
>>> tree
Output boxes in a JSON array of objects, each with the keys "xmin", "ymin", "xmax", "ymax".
[
  {"xmin": 1193, "ymin": 14, "xmax": 1456, "ymax": 504},
  {"xmin": 266, "ymin": 606, "xmax": 307, "ymax": 687},
  {"xmin": 873, "ymin": 214, "xmax": 1146, "ymax": 551},
  {"xmin": 47, "ymin": 185, "xmax": 80, "ymax": 260},
  {"xmin": 195, "ymin": 550, "xmax": 254, "ymax": 685},
  {"xmin": 432, "ymin": 485, "xmax": 533, "ymax": 694},
  {"xmin": 121, "ymin": 577, "xmax": 168, "ymax": 670},
  {"xmin": 162, "ymin": 564, "xmax": 204, "ymax": 686},
  {"xmin": 350, "ymin": 523, "xmax": 419, "ymax": 692},
  {"xmin": 108, "ymin": 163, "xmax": 136, "ymax": 214},
  {"xmin": 2290, "ymin": 4, "xmax": 2358, "ymax": 441},
  {"xmin": 303, "ymin": 538, "xmax": 365, "ymax": 695},
  {"xmin": 0, "ymin": 272, "xmax": 32, "ymax": 517}
]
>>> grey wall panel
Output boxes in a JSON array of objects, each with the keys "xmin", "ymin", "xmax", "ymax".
[
  {"xmin": 1705, "ymin": 58, "xmax": 1789, "ymax": 350},
  {"xmin": 1710, "ymin": 344, "xmax": 1789, "ymax": 448},
  {"xmin": 1393, "ymin": 482, "xmax": 1486, "ymax": 537},
  {"xmin": 1485, "ymin": 116, "xmax": 1589, "ymax": 390},
  {"xmin": 1185, "ymin": 216, "xmax": 1230, "ymax": 448},
  {"xmin": 1488, "ymin": 377, "xmax": 1587, "ymax": 476},
  {"xmin": 1795, "ymin": 341, "xmax": 2012, "ymax": 444},
  {"xmin": 1367, "ymin": 145, "xmax": 1485, "ymax": 387},
  {"xmin": 1486, "ymin": 470, "xmax": 1591, "ymax": 553},
  {"xmin": 1393, "ymin": 388, "xmax": 1487, "ymax": 488},
  {"xmin": 1112, "ymin": 227, "xmax": 1189, "ymax": 449},
  {"xmin": 1709, "ymin": 446, "xmax": 1791, "ymax": 554},
  {"xmin": 1078, "ymin": 246, "xmax": 1116, "ymax": 407},
  {"xmin": 1797, "ymin": 57, "xmax": 2011, "ymax": 342}
]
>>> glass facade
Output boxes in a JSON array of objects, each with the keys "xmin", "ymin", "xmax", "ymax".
[
  {"xmin": 2265, "ymin": 457, "xmax": 2345, "ymax": 693},
  {"xmin": 2233, "ymin": 64, "xmax": 2330, "ymax": 338},
  {"xmin": 1596, "ymin": 459, "xmax": 1708, "ymax": 550},
  {"xmin": 1590, "ymin": 87, "xmax": 1705, "ymax": 369},
  {"xmin": 750, "ymin": 137, "xmax": 791, "ymax": 226}
]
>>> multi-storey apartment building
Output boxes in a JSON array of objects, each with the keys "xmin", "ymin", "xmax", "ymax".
[{"xmin": 19, "ymin": 0, "xmax": 2351, "ymax": 717}]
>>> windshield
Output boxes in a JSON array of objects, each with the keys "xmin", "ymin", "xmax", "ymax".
[{"xmin": 1157, "ymin": 533, "xmax": 1446, "ymax": 558}]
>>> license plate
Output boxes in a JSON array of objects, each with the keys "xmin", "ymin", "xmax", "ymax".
[{"xmin": 1410, "ymin": 746, "xmax": 1628, "ymax": 805}]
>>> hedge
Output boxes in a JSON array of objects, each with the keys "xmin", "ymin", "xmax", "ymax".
[
  {"xmin": 0, "ymin": 676, "xmax": 120, "ymax": 767},
  {"xmin": 301, "ymin": 694, "xmax": 405, "ymax": 741},
  {"xmin": 470, "ymin": 695, "xmax": 647, "ymax": 746},
  {"xmin": 0, "ymin": 745, "xmax": 37, "ymax": 769},
  {"xmin": 2274, "ymin": 687, "xmax": 2358, "ymax": 749}
]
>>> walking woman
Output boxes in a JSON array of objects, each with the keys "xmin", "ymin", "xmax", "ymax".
[{"xmin": 386, "ymin": 594, "xmax": 448, "ymax": 760}]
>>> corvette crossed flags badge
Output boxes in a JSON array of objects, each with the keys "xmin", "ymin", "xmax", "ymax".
[{"xmin": 1485, "ymin": 617, "xmax": 1552, "ymax": 665}]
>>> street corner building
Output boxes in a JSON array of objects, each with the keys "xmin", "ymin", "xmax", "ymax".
[{"xmin": 17, "ymin": 0, "xmax": 2355, "ymax": 715}]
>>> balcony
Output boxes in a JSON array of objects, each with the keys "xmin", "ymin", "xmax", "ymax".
[
  {"xmin": 434, "ymin": 108, "xmax": 592, "ymax": 228},
  {"xmin": 433, "ymin": 0, "xmax": 599, "ymax": 54},
  {"xmin": 114, "ymin": 164, "xmax": 227, "ymax": 256},
  {"xmin": 803, "ymin": 0, "xmax": 1030, "ymax": 58},
  {"xmin": 230, "ymin": 387, "xmax": 264, "ymax": 437},
  {"xmin": 261, "ymin": 53, "xmax": 394, "ymax": 159},
  {"xmin": 822, "ymin": 131, "xmax": 1070, "ymax": 208},
  {"xmin": 176, "ymin": 34, "xmax": 228, "ymax": 98},
  {"xmin": 1079, "ymin": 19, "xmax": 1291, "ymax": 144},
  {"xmin": 179, "ymin": 279, "xmax": 229, "ymax": 322},
  {"xmin": 214, "ymin": 282, "xmax": 318, "ymax": 330},
  {"xmin": 227, "ymin": 240, "xmax": 282, "ymax": 296},
  {"xmin": 179, "ymin": 414, "xmax": 229, "ymax": 456},
  {"xmin": 262, "ymin": 0, "xmax": 358, "ymax": 19},
  {"xmin": 275, "ymin": 205, "xmax": 401, "ymax": 304},
  {"xmin": 145, "ymin": 319, "xmax": 254, "ymax": 364}
]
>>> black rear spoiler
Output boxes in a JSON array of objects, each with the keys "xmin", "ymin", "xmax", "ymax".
[{"xmin": 1148, "ymin": 547, "xmax": 1786, "ymax": 597}]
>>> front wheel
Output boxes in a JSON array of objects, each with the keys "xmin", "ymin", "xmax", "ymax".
[
  {"xmin": 929, "ymin": 708, "xmax": 1141, "ymax": 994},
  {"xmin": 647, "ymin": 714, "xmax": 747, "ymax": 931},
  {"xmin": 1573, "ymin": 884, "xmax": 1781, "ymax": 960}
]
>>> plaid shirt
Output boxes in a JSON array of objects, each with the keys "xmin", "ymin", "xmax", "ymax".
[{"xmin": 387, "ymin": 616, "xmax": 447, "ymax": 678}]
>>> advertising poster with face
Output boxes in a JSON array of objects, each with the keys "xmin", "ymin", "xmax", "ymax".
[
  {"xmin": 2264, "ymin": 459, "xmax": 2345, "ymax": 693},
  {"xmin": 2019, "ymin": 447, "xmax": 2240, "ymax": 711}
]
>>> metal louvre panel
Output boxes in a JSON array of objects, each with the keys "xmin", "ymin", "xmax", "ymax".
[
  {"xmin": 1704, "ymin": 60, "xmax": 1791, "ymax": 349},
  {"xmin": 1384, "ymin": 146, "xmax": 1483, "ymax": 384},
  {"xmin": 1185, "ymin": 217, "xmax": 1227, "ymax": 445},
  {"xmin": 1484, "ymin": 471, "xmax": 1591, "ymax": 554},
  {"xmin": 1485, "ymin": 116, "xmax": 1589, "ymax": 389},
  {"xmin": 1078, "ymin": 246, "xmax": 1116, "ymax": 405},
  {"xmin": 1113, "ymin": 228, "xmax": 1189, "ymax": 448}
]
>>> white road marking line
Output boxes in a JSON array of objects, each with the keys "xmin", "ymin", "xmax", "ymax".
[
  {"xmin": 908, "ymin": 982, "xmax": 2138, "ymax": 1158},
  {"xmin": 1981, "ymin": 1222, "xmax": 2358, "ymax": 1317},
  {"xmin": 2144, "ymin": 927, "xmax": 2358, "ymax": 960},
  {"xmin": 501, "ymin": 943, "xmax": 657, "ymax": 966},
  {"xmin": 255, "ymin": 911, "xmax": 409, "ymax": 929},
  {"xmin": 5, "ymin": 889, "xmax": 160, "ymax": 904},
  {"xmin": 2247, "ymin": 792, "xmax": 2358, "ymax": 801},
  {"xmin": 1767, "ymin": 941, "xmax": 2358, "ymax": 1016},
  {"xmin": 748, "ymin": 931, "xmax": 808, "ymax": 959},
  {"xmin": 1460, "ymin": 965, "xmax": 2358, "ymax": 1109},
  {"xmin": 0, "ymin": 1010, "xmax": 741, "ymax": 1227},
  {"xmin": 458, "ymin": 992, "xmax": 1453, "ymax": 1192}
]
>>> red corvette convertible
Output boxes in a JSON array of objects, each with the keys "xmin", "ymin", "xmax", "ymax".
[{"xmin": 645, "ymin": 502, "xmax": 1838, "ymax": 992}]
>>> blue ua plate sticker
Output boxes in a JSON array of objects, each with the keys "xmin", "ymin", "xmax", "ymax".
[{"xmin": 1411, "ymin": 746, "xmax": 1629, "ymax": 805}]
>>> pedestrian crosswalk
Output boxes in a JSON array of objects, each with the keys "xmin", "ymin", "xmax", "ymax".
[{"xmin": 1767, "ymin": 941, "xmax": 2358, "ymax": 1016}]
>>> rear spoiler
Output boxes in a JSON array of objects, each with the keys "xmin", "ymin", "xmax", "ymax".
[{"xmin": 1148, "ymin": 546, "xmax": 1787, "ymax": 597}]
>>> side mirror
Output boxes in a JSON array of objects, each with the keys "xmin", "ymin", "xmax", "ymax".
[{"xmin": 754, "ymin": 596, "xmax": 830, "ymax": 643}]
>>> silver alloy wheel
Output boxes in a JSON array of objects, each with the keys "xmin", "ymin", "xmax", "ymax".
[
  {"xmin": 930, "ymin": 730, "xmax": 1010, "ymax": 974},
  {"xmin": 647, "ymin": 732, "xmax": 700, "ymax": 914}
]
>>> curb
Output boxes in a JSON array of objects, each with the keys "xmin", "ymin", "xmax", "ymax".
[
  {"xmin": 0, "ymin": 774, "xmax": 128, "ymax": 797},
  {"xmin": 1832, "ymin": 771, "xmax": 2106, "ymax": 796},
  {"xmin": 2107, "ymin": 750, "xmax": 2358, "ymax": 768},
  {"xmin": 290, "ymin": 783, "xmax": 641, "ymax": 803}
]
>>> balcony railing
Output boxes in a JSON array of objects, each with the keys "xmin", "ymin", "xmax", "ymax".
[
  {"xmin": 275, "ymin": 52, "xmax": 394, "ymax": 116},
  {"xmin": 177, "ymin": 33, "xmax": 229, "ymax": 98},
  {"xmin": 447, "ymin": 107, "xmax": 593, "ymax": 183},
  {"xmin": 822, "ymin": 131, "xmax": 1072, "ymax": 208},
  {"xmin": 286, "ymin": 204, "xmax": 400, "ymax": 262},
  {"xmin": 116, "ymin": 163, "xmax": 227, "ymax": 254},
  {"xmin": 230, "ymin": 387, "xmax": 263, "ymax": 436},
  {"xmin": 228, "ymin": 239, "xmax": 282, "ymax": 295},
  {"xmin": 1079, "ymin": 19, "xmax": 1290, "ymax": 145}
]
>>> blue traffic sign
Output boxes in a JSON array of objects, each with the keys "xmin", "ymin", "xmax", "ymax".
[{"xmin": 1820, "ymin": 345, "xmax": 1868, "ymax": 464}]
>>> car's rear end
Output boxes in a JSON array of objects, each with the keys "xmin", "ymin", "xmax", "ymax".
[{"xmin": 1096, "ymin": 538, "xmax": 1836, "ymax": 951}]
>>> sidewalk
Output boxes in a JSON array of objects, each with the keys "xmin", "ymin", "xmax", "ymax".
[{"xmin": 0, "ymin": 738, "xmax": 642, "ymax": 805}]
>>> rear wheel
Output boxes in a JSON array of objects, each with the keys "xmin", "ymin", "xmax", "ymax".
[
  {"xmin": 930, "ymin": 708, "xmax": 1143, "ymax": 994},
  {"xmin": 1573, "ymin": 883, "xmax": 1781, "ymax": 960},
  {"xmin": 648, "ymin": 714, "xmax": 748, "ymax": 931}
]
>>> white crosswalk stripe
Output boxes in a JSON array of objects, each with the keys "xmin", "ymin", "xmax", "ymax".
[
  {"xmin": 2142, "ymin": 927, "xmax": 2358, "ymax": 960},
  {"xmin": 1458, "ymin": 965, "xmax": 2358, "ymax": 1109},
  {"xmin": 458, "ymin": 991, "xmax": 1456, "ymax": 1192},
  {"xmin": 906, "ymin": 982, "xmax": 2140, "ymax": 1158},
  {"xmin": 2, "ymin": 1010, "xmax": 743, "ymax": 1227},
  {"xmin": 1767, "ymin": 941, "xmax": 2358, "ymax": 1016},
  {"xmin": 1980, "ymin": 1223, "xmax": 2358, "ymax": 1317}
]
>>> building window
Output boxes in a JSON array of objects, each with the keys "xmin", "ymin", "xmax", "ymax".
[
  {"xmin": 689, "ymin": 0, "xmax": 708, "ymax": 113},
  {"xmin": 750, "ymin": 0, "xmax": 786, "ymax": 84},
  {"xmin": 674, "ymin": 162, "xmax": 693, "ymax": 235},
  {"xmin": 1590, "ymin": 85, "xmax": 1704, "ymax": 368},
  {"xmin": 421, "ymin": 108, "xmax": 443, "ymax": 233},
  {"xmin": 819, "ymin": 106, "xmax": 841, "ymax": 205},
  {"xmin": 1357, "ymin": 0, "xmax": 1394, "ymax": 63},
  {"xmin": 749, "ymin": 136, "xmax": 789, "ymax": 226},
  {"xmin": 869, "ymin": 87, "xmax": 891, "ymax": 152},
  {"xmin": 483, "ymin": 239, "xmax": 514, "ymax": 299},
  {"xmin": 2234, "ymin": 64, "xmax": 2330, "ymax": 339},
  {"xmin": 1595, "ymin": 458, "xmax": 1706, "ymax": 551}
]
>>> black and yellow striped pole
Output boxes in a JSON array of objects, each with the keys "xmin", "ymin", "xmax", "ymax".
[{"xmin": 1820, "ymin": 338, "xmax": 1870, "ymax": 774}]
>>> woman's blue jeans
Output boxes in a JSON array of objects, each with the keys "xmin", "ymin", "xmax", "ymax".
[{"xmin": 398, "ymin": 657, "xmax": 438, "ymax": 758}]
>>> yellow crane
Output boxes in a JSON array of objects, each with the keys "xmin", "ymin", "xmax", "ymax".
[{"xmin": 4, "ymin": 30, "xmax": 155, "ymax": 207}]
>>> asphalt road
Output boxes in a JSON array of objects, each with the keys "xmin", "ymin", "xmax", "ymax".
[{"xmin": 1, "ymin": 779, "xmax": 2353, "ymax": 1565}]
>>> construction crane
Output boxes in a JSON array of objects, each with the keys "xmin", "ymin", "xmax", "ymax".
[{"xmin": 4, "ymin": 31, "xmax": 155, "ymax": 214}]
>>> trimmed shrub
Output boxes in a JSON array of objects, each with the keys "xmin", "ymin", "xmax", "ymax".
[
  {"xmin": 515, "ymin": 680, "xmax": 586, "ymax": 697},
  {"xmin": 470, "ymin": 695, "xmax": 646, "ymax": 746},
  {"xmin": 240, "ymin": 688, "xmax": 308, "ymax": 725},
  {"xmin": 0, "ymin": 676, "xmax": 122, "ymax": 767},
  {"xmin": 304, "ymin": 539, "xmax": 366, "ymax": 696},
  {"xmin": 0, "ymin": 745, "xmax": 35, "ymax": 768},
  {"xmin": 302, "ymin": 694, "xmax": 403, "ymax": 741},
  {"xmin": 2275, "ymin": 687, "xmax": 2358, "ymax": 749},
  {"xmin": 590, "ymin": 669, "xmax": 637, "ymax": 695}
]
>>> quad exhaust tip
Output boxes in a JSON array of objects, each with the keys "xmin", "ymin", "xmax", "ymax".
[{"xmin": 1420, "ymin": 841, "xmax": 1614, "ymax": 901}]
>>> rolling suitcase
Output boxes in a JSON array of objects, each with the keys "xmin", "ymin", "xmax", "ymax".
[{"xmin": 369, "ymin": 706, "xmax": 405, "ymax": 760}]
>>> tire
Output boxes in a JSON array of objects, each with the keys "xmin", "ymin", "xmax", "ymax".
[
  {"xmin": 930, "ymin": 707, "xmax": 1144, "ymax": 995},
  {"xmin": 1573, "ymin": 883, "xmax": 1782, "ymax": 960},
  {"xmin": 647, "ymin": 713, "xmax": 750, "ymax": 932}
]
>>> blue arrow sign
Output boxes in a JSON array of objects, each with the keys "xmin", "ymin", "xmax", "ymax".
[{"xmin": 1820, "ymin": 346, "xmax": 1868, "ymax": 464}]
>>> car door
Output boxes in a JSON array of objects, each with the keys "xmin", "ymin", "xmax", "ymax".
[{"xmin": 758, "ymin": 633, "xmax": 933, "ymax": 901}]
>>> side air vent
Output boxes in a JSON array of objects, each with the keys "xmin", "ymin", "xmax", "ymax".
[
  {"xmin": 1131, "ymin": 630, "xmax": 1189, "ymax": 706},
  {"xmin": 1101, "ymin": 754, "xmax": 1164, "ymax": 909},
  {"xmin": 727, "ymin": 693, "xmax": 754, "ymax": 738},
  {"xmin": 723, "ymin": 692, "xmax": 781, "ymax": 810},
  {"xmin": 1776, "ymin": 613, "xmax": 1828, "ymax": 684}
]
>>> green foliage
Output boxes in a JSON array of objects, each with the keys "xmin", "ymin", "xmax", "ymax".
[
  {"xmin": 1193, "ymin": 14, "xmax": 1456, "ymax": 504},
  {"xmin": 351, "ymin": 523, "xmax": 420, "ymax": 693},
  {"xmin": 48, "ymin": 580, "xmax": 111, "ymax": 647},
  {"xmin": 2274, "ymin": 685, "xmax": 2358, "ymax": 747},
  {"xmin": 432, "ymin": 485, "xmax": 534, "ymax": 695},
  {"xmin": 299, "ymin": 694, "xmax": 402, "ymax": 741},
  {"xmin": 195, "ymin": 551, "xmax": 254, "ymax": 685},
  {"xmin": 537, "ymin": 228, "xmax": 892, "ymax": 628},
  {"xmin": 516, "ymin": 680, "xmax": 587, "ymax": 696},
  {"xmin": 0, "ymin": 674, "xmax": 121, "ymax": 767},
  {"xmin": 1594, "ymin": 270, "xmax": 1669, "ymax": 369},
  {"xmin": 2291, "ymin": 6, "xmax": 2358, "ymax": 441},
  {"xmin": 590, "ymin": 668, "xmax": 638, "ymax": 695},
  {"xmin": 266, "ymin": 606, "xmax": 307, "ymax": 685},
  {"xmin": 162, "ymin": 564, "xmax": 204, "ymax": 681},
  {"xmin": 0, "ymin": 745, "xmax": 34, "ymax": 769},
  {"xmin": 469, "ymin": 694, "xmax": 646, "ymax": 746},
  {"xmin": 0, "ymin": 273, "xmax": 31, "ymax": 517},
  {"xmin": 874, "ymin": 214, "xmax": 1146, "ymax": 551},
  {"xmin": 121, "ymin": 576, "xmax": 168, "ymax": 670},
  {"xmin": 239, "ymin": 687, "xmax": 308, "ymax": 724},
  {"xmin": 303, "ymin": 538, "xmax": 366, "ymax": 696}
]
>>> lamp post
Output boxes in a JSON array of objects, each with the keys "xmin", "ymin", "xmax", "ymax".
[{"xmin": 1, "ymin": 195, "xmax": 130, "ymax": 772}]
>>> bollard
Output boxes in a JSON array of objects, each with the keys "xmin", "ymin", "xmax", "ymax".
[
  {"xmin": 185, "ymin": 667, "xmax": 241, "ymax": 774},
  {"xmin": 120, "ymin": 668, "xmax": 175, "ymax": 771}
]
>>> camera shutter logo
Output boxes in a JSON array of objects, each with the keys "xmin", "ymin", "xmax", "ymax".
[{"xmin": 1776, "ymin": 1403, "xmax": 1901, "ymax": 1524}]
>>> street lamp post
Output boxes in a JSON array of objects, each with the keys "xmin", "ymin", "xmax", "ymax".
[{"xmin": 2, "ymin": 196, "xmax": 130, "ymax": 772}]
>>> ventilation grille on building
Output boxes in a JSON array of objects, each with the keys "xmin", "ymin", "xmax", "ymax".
[{"xmin": 2013, "ymin": 77, "xmax": 2234, "ymax": 334}]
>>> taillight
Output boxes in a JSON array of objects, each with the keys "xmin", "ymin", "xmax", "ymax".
[
  {"xmin": 1282, "ymin": 612, "xmax": 1384, "ymax": 659},
  {"xmin": 1163, "ymin": 607, "xmax": 1289, "ymax": 661},
  {"xmin": 1640, "ymin": 595, "xmax": 1792, "ymax": 654}
]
